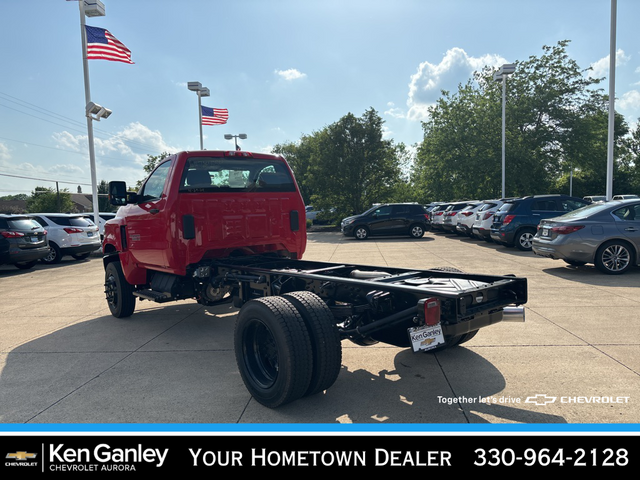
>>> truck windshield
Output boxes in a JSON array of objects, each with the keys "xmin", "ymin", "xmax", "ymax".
[{"xmin": 179, "ymin": 157, "xmax": 296, "ymax": 193}]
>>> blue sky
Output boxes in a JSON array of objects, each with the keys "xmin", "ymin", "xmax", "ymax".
[{"xmin": 1, "ymin": 0, "xmax": 639, "ymax": 198}]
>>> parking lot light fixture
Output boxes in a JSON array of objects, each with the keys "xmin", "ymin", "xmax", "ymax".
[
  {"xmin": 224, "ymin": 133, "xmax": 247, "ymax": 150},
  {"xmin": 188, "ymin": 82, "xmax": 210, "ymax": 149},
  {"xmin": 494, "ymin": 63, "xmax": 515, "ymax": 199}
]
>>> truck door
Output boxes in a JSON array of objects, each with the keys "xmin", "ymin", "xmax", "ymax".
[{"xmin": 124, "ymin": 160, "xmax": 172, "ymax": 268}]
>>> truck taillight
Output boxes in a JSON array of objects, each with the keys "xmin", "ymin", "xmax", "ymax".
[
  {"xmin": 502, "ymin": 214, "xmax": 516, "ymax": 225},
  {"xmin": 64, "ymin": 227, "xmax": 84, "ymax": 234},
  {"xmin": 422, "ymin": 297, "xmax": 441, "ymax": 326}
]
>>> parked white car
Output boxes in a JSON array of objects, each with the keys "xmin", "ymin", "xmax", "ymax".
[
  {"xmin": 453, "ymin": 202, "xmax": 483, "ymax": 236},
  {"xmin": 471, "ymin": 199, "xmax": 507, "ymax": 241},
  {"xmin": 86, "ymin": 212, "xmax": 116, "ymax": 239},
  {"xmin": 30, "ymin": 213, "xmax": 101, "ymax": 264}
]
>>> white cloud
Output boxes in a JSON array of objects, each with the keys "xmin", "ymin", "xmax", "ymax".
[
  {"xmin": 275, "ymin": 68, "xmax": 307, "ymax": 81},
  {"xmin": 619, "ymin": 90, "xmax": 640, "ymax": 110},
  {"xmin": 589, "ymin": 49, "xmax": 630, "ymax": 78},
  {"xmin": 405, "ymin": 47, "xmax": 508, "ymax": 121},
  {"xmin": 53, "ymin": 122, "xmax": 178, "ymax": 167}
]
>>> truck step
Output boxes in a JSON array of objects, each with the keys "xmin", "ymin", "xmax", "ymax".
[{"xmin": 133, "ymin": 289, "xmax": 174, "ymax": 302}]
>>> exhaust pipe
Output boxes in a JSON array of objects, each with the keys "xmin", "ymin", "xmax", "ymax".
[{"xmin": 502, "ymin": 306, "xmax": 525, "ymax": 322}]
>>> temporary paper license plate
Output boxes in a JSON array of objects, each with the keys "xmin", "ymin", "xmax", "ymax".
[{"xmin": 408, "ymin": 323, "xmax": 445, "ymax": 352}]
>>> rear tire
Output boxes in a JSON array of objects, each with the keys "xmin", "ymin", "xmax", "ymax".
[
  {"xmin": 282, "ymin": 292, "xmax": 342, "ymax": 397},
  {"xmin": 409, "ymin": 224, "xmax": 425, "ymax": 238},
  {"xmin": 41, "ymin": 242, "xmax": 62, "ymax": 264},
  {"xmin": 595, "ymin": 240, "xmax": 634, "ymax": 275},
  {"xmin": 515, "ymin": 228, "xmax": 536, "ymax": 251},
  {"xmin": 104, "ymin": 261, "xmax": 136, "ymax": 318},
  {"xmin": 235, "ymin": 297, "xmax": 313, "ymax": 407}
]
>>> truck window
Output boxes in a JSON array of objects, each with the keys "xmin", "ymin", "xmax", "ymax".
[
  {"xmin": 139, "ymin": 160, "xmax": 172, "ymax": 201},
  {"xmin": 179, "ymin": 157, "xmax": 296, "ymax": 193}
]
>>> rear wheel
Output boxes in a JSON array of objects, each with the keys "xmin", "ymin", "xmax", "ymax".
[
  {"xmin": 515, "ymin": 228, "xmax": 536, "ymax": 251},
  {"xmin": 282, "ymin": 292, "xmax": 342, "ymax": 397},
  {"xmin": 104, "ymin": 261, "xmax": 136, "ymax": 318},
  {"xmin": 235, "ymin": 297, "xmax": 313, "ymax": 407},
  {"xmin": 409, "ymin": 224, "xmax": 425, "ymax": 238},
  {"xmin": 595, "ymin": 241, "xmax": 634, "ymax": 274},
  {"xmin": 41, "ymin": 242, "xmax": 62, "ymax": 264}
]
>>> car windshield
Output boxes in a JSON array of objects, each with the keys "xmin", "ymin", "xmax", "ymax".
[{"xmin": 179, "ymin": 157, "xmax": 296, "ymax": 193}]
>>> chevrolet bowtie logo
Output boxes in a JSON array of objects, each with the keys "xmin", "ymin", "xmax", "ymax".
[
  {"xmin": 525, "ymin": 394, "xmax": 557, "ymax": 406},
  {"xmin": 6, "ymin": 451, "xmax": 37, "ymax": 461}
]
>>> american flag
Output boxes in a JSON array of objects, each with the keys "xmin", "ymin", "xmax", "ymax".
[
  {"xmin": 201, "ymin": 106, "xmax": 229, "ymax": 125},
  {"xmin": 85, "ymin": 25, "xmax": 134, "ymax": 64}
]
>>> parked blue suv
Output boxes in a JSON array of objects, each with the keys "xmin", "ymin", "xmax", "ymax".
[{"xmin": 490, "ymin": 195, "xmax": 589, "ymax": 251}]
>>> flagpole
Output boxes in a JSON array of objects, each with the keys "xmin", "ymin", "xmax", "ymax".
[
  {"xmin": 79, "ymin": 1, "xmax": 101, "ymax": 229},
  {"xmin": 198, "ymin": 91, "xmax": 204, "ymax": 149}
]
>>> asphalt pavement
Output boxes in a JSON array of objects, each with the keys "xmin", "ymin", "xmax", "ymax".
[{"xmin": 0, "ymin": 230, "xmax": 638, "ymax": 429}]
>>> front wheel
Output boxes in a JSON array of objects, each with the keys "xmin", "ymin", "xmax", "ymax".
[
  {"xmin": 235, "ymin": 297, "xmax": 313, "ymax": 408},
  {"xmin": 354, "ymin": 226, "xmax": 369, "ymax": 240},
  {"xmin": 595, "ymin": 241, "xmax": 634, "ymax": 274},
  {"xmin": 104, "ymin": 261, "xmax": 136, "ymax": 317}
]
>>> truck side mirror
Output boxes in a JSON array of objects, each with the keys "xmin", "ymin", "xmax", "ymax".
[{"xmin": 109, "ymin": 181, "xmax": 135, "ymax": 205}]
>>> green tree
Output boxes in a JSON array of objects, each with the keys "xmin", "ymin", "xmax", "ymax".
[
  {"xmin": 414, "ymin": 40, "xmax": 618, "ymax": 200},
  {"xmin": 26, "ymin": 186, "xmax": 74, "ymax": 213},
  {"xmin": 307, "ymin": 108, "xmax": 402, "ymax": 218},
  {"xmin": 136, "ymin": 151, "xmax": 171, "ymax": 189}
]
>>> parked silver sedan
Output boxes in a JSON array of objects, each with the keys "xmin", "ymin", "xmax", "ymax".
[{"xmin": 532, "ymin": 199, "xmax": 640, "ymax": 274}]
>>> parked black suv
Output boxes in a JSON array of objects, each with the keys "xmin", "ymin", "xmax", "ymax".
[
  {"xmin": 0, "ymin": 214, "xmax": 49, "ymax": 269},
  {"xmin": 490, "ymin": 195, "xmax": 589, "ymax": 251},
  {"xmin": 341, "ymin": 203, "xmax": 430, "ymax": 240}
]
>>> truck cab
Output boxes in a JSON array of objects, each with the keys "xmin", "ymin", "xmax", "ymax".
[{"xmin": 103, "ymin": 150, "xmax": 307, "ymax": 286}]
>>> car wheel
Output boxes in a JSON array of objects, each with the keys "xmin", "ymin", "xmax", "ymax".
[
  {"xmin": 104, "ymin": 261, "xmax": 136, "ymax": 317},
  {"xmin": 354, "ymin": 226, "xmax": 369, "ymax": 240},
  {"xmin": 409, "ymin": 224, "xmax": 425, "ymax": 238},
  {"xmin": 595, "ymin": 241, "xmax": 634, "ymax": 275},
  {"xmin": 41, "ymin": 242, "xmax": 62, "ymax": 264},
  {"xmin": 515, "ymin": 228, "xmax": 536, "ymax": 251},
  {"xmin": 14, "ymin": 260, "xmax": 37, "ymax": 270}
]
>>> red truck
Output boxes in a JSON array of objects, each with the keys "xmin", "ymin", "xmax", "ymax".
[{"xmin": 103, "ymin": 150, "xmax": 527, "ymax": 407}]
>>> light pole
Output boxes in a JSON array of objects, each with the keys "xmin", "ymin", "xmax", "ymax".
[
  {"xmin": 224, "ymin": 133, "xmax": 247, "ymax": 150},
  {"xmin": 494, "ymin": 63, "xmax": 515, "ymax": 199},
  {"xmin": 606, "ymin": 0, "xmax": 617, "ymax": 201},
  {"xmin": 188, "ymin": 82, "xmax": 210, "ymax": 149},
  {"xmin": 79, "ymin": 0, "xmax": 110, "ymax": 229}
]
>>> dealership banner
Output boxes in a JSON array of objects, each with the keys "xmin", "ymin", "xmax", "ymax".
[{"xmin": 1, "ymin": 434, "xmax": 636, "ymax": 473}]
